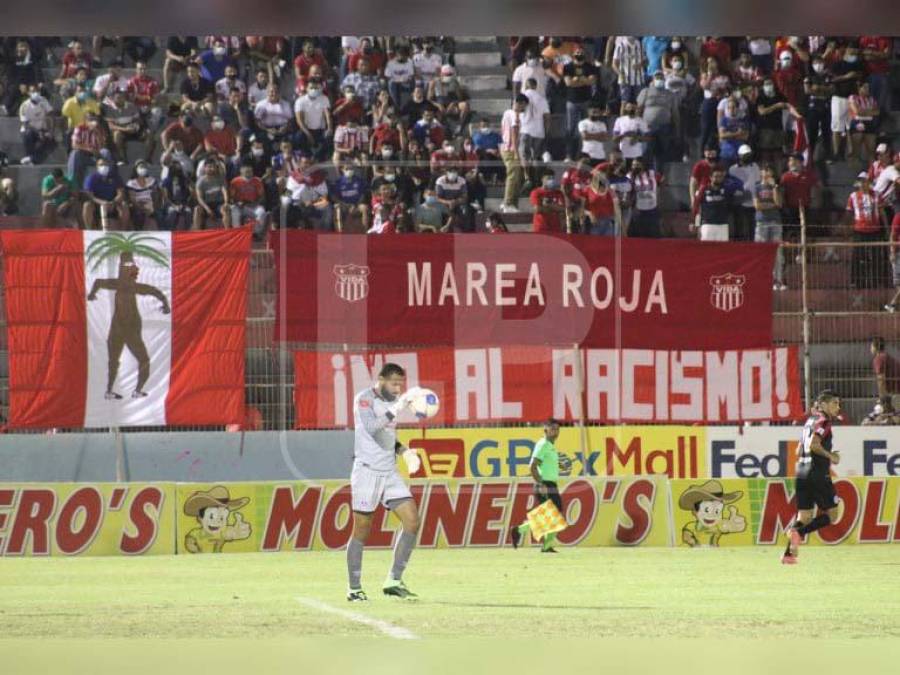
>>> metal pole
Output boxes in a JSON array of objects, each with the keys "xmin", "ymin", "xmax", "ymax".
[
  {"xmin": 572, "ymin": 343, "xmax": 589, "ymax": 477},
  {"xmin": 799, "ymin": 205, "xmax": 812, "ymax": 410},
  {"xmin": 114, "ymin": 426, "xmax": 126, "ymax": 482}
]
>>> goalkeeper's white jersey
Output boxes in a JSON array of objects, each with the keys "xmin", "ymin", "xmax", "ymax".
[{"xmin": 352, "ymin": 387, "xmax": 398, "ymax": 472}]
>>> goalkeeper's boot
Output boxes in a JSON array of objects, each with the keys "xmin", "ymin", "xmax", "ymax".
[
  {"xmin": 347, "ymin": 588, "xmax": 369, "ymax": 602},
  {"xmin": 541, "ymin": 547, "xmax": 559, "ymax": 553},
  {"xmin": 383, "ymin": 579, "xmax": 418, "ymax": 600},
  {"xmin": 510, "ymin": 526, "xmax": 521, "ymax": 549}
]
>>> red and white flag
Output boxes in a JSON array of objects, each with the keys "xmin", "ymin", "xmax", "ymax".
[{"xmin": 0, "ymin": 229, "xmax": 250, "ymax": 429}]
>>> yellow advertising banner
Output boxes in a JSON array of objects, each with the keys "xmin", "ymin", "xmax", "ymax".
[
  {"xmin": 174, "ymin": 477, "xmax": 671, "ymax": 554},
  {"xmin": 670, "ymin": 477, "xmax": 900, "ymax": 547},
  {"xmin": 0, "ymin": 483, "xmax": 176, "ymax": 556},
  {"xmin": 397, "ymin": 425, "xmax": 707, "ymax": 479}
]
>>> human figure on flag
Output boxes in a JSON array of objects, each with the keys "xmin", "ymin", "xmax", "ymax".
[{"xmin": 86, "ymin": 234, "xmax": 171, "ymax": 400}]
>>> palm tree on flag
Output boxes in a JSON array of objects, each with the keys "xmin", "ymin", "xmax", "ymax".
[{"xmin": 86, "ymin": 233, "xmax": 171, "ymax": 400}]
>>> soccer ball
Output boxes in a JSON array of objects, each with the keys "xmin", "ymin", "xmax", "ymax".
[{"xmin": 409, "ymin": 388, "xmax": 440, "ymax": 419}]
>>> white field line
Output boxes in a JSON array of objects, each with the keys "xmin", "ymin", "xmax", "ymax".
[{"xmin": 296, "ymin": 597, "xmax": 420, "ymax": 640}]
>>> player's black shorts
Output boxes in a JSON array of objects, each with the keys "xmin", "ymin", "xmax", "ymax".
[
  {"xmin": 795, "ymin": 474, "xmax": 838, "ymax": 511},
  {"xmin": 535, "ymin": 481, "xmax": 564, "ymax": 514}
]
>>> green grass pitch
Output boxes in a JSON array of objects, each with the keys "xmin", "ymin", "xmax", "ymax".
[{"xmin": 1, "ymin": 546, "xmax": 899, "ymax": 673}]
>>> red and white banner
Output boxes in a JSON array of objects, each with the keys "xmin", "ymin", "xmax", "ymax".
[
  {"xmin": 295, "ymin": 345, "xmax": 803, "ymax": 427},
  {"xmin": 0, "ymin": 229, "xmax": 250, "ymax": 429},
  {"xmin": 272, "ymin": 232, "xmax": 777, "ymax": 350}
]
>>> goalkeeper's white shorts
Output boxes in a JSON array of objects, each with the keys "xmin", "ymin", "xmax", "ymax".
[{"xmin": 350, "ymin": 462, "xmax": 413, "ymax": 513}]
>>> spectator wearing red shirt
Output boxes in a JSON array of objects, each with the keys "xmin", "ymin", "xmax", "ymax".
[
  {"xmin": 886, "ymin": 211, "xmax": 900, "ymax": 312},
  {"xmin": 369, "ymin": 111, "xmax": 405, "ymax": 156},
  {"xmin": 67, "ymin": 112, "xmax": 111, "ymax": 189},
  {"xmin": 701, "ymin": 37, "xmax": 732, "ymax": 72},
  {"xmin": 780, "ymin": 153, "xmax": 819, "ymax": 240},
  {"xmin": 332, "ymin": 85, "xmax": 366, "ymax": 126},
  {"xmin": 773, "ymin": 36, "xmax": 809, "ymax": 71},
  {"xmin": 578, "ymin": 172, "xmax": 621, "ymax": 236},
  {"xmin": 485, "ymin": 212, "xmax": 509, "ymax": 233},
  {"xmin": 347, "ymin": 38, "xmax": 386, "ymax": 76},
  {"xmin": 204, "ymin": 115, "xmax": 238, "ymax": 159},
  {"xmin": 294, "ymin": 64, "xmax": 331, "ymax": 100},
  {"xmin": 530, "ymin": 169, "xmax": 566, "ymax": 233},
  {"xmin": 859, "ymin": 36, "xmax": 891, "ymax": 115},
  {"xmin": 689, "ymin": 144, "xmax": 720, "ymax": 210},
  {"xmin": 870, "ymin": 337, "xmax": 899, "ymax": 399},
  {"xmin": 847, "ymin": 172, "xmax": 887, "ymax": 288},
  {"xmin": 56, "ymin": 40, "xmax": 92, "ymax": 87},
  {"xmin": 430, "ymin": 140, "xmax": 459, "ymax": 177},
  {"xmin": 561, "ymin": 154, "xmax": 593, "ymax": 228},
  {"xmin": 773, "ymin": 51, "xmax": 805, "ymax": 107},
  {"xmin": 162, "ymin": 111, "xmax": 205, "ymax": 159},
  {"xmin": 229, "ymin": 161, "xmax": 267, "ymax": 236},
  {"xmin": 128, "ymin": 61, "xmax": 160, "ymax": 111},
  {"xmin": 293, "ymin": 40, "xmax": 328, "ymax": 80}
]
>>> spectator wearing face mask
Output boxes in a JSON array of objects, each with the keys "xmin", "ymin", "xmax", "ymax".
[
  {"xmin": 229, "ymin": 161, "xmax": 268, "ymax": 236},
  {"xmin": 578, "ymin": 171, "xmax": 622, "ymax": 236},
  {"xmin": 372, "ymin": 155, "xmax": 415, "ymax": 206},
  {"xmin": 692, "ymin": 165, "xmax": 734, "ymax": 241},
  {"xmin": 294, "ymin": 78, "xmax": 332, "ymax": 161},
  {"xmin": 577, "ymin": 102, "xmax": 609, "ymax": 162},
  {"xmin": 485, "ymin": 211, "xmax": 509, "ymax": 233},
  {"xmin": 414, "ymin": 188, "xmax": 448, "ymax": 233},
  {"xmin": 204, "ymin": 114, "xmax": 238, "ymax": 161},
  {"xmin": 612, "ymin": 102, "xmax": 651, "ymax": 163},
  {"xmin": 732, "ymin": 51, "xmax": 764, "ymax": 89},
  {"xmin": 629, "ymin": 158, "xmax": 663, "ymax": 238},
  {"xmin": 18, "ymin": 85, "xmax": 54, "ymax": 165},
  {"xmin": 370, "ymin": 110, "xmax": 405, "ymax": 157},
  {"xmin": 728, "ymin": 144, "xmax": 762, "ymax": 241},
  {"xmin": 847, "ymin": 172, "xmax": 887, "ymax": 289},
  {"xmin": 435, "ymin": 166, "xmax": 474, "ymax": 233},
  {"xmin": 347, "ymin": 38, "xmax": 385, "ymax": 78},
  {"xmin": 562, "ymin": 46, "xmax": 599, "ymax": 162},
  {"xmin": 718, "ymin": 98, "xmax": 750, "ymax": 165},
  {"xmin": 126, "ymin": 160, "xmax": 164, "ymax": 230},
  {"xmin": 333, "ymin": 84, "xmax": 366, "ymax": 127},
  {"xmin": 801, "ymin": 55, "xmax": 834, "ymax": 163},
  {"xmin": 756, "ymin": 78, "xmax": 797, "ymax": 165},
  {"xmin": 82, "ymin": 158, "xmax": 131, "ymax": 230},
  {"xmin": 294, "ymin": 40, "xmax": 330, "ymax": 82},
  {"xmin": 561, "ymin": 155, "xmax": 593, "ymax": 231},
  {"xmin": 830, "ymin": 45, "xmax": 865, "ymax": 161},
  {"xmin": 529, "ymin": 168, "xmax": 566, "ymax": 233},
  {"xmin": 332, "ymin": 118, "xmax": 369, "ymax": 169},
  {"xmin": 471, "ymin": 119, "xmax": 503, "ymax": 186},
  {"xmin": 661, "ymin": 37, "xmax": 690, "ymax": 74},
  {"xmin": 637, "ymin": 70, "xmax": 679, "ymax": 167},
  {"xmin": 753, "ymin": 164, "xmax": 786, "ymax": 290},
  {"xmin": 716, "ymin": 88, "xmax": 750, "ymax": 128},
  {"xmin": 68, "ymin": 112, "xmax": 111, "ymax": 189},
  {"xmin": 199, "ymin": 39, "xmax": 234, "ymax": 85},
  {"xmin": 385, "ymin": 46, "xmax": 416, "ymax": 109},
  {"xmin": 593, "ymin": 151, "xmax": 635, "ymax": 232},
  {"xmin": 512, "ymin": 49, "xmax": 550, "ymax": 98},
  {"xmin": 773, "ymin": 50, "xmax": 804, "ymax": 109},
  {"xmin": 331, "ymin": 163, "xmax": 370, "ymax": 232},
  {"xmin": 430, "ymin": 140, "xmax": 459, "ymax": 180}
]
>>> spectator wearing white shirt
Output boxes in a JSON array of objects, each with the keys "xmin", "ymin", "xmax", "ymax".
[
  {"xmin": 385, "ymin": 46, "xmax": 416, "ymax": 109},
  {"xmin": 413, "ymin": 39, "xmax": 443, "ymax": 88},
  {"xmin": 612, "ymin": 102, "xmax": 651, "ymax": 160},
  {"xmin": 519, "ymin": 77, "xmax": 550, "ymax": 184},
  {"xmin": 293, "ymin": 78, "xmax": 332, "ymax": 161},
  {"xmin": 873, "ymin": 152, "xmax": 900, "ymax": 213},
  {"xmin": 92, "ymin": 59, "xmax": 129, "ymax": 105},
  {"xmin": 247, "ymin": 69, "xmax": 270, "ymax": 108},
  {"xmin": 283, "ymin": 156, "xmax": 332, "ymax": 230},
  {"xmin": 577, "ymin": 102, "xmax": 609, "ymax": 162},
  {"xmin": 512, "ymin": 49, "xmax": 549, "ymax": 98},
  {"xmin": 215, "ymin": 65, "xmax": 246, "ymax": 102},
  {"xmin": 18, "ymin": 85, "xmax": 55, "ymax": 165},
  {"xmin": 254, "ymin": 84, "xmax": 294, "ymax": 147},
  {"xmin": 728, "ymin": 144, "xmax": 762, "ymax": 241},
  {"xmin": 499, "ymin": 95, "xmax": 529, "ymax": 213},
  {"xmin": 637, "ymin": 70, "xmax": 680, "ymax": 167}
]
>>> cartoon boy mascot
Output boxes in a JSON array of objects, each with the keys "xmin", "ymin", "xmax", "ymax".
[
  {"xmin": 679, "ymin": 480, "xmax": 747, "ymax": 547},
  {"xmin": 183, "ymin": 485, "xmax": 252, "ymax": 553}
]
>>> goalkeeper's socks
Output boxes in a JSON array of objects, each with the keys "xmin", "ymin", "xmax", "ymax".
[
  {"xmin": 517, "ymin": 523, "xmax": 531, "ymax": 538},
  {"xmin": 541, "ymin": 533, "xmax": 557, "ymax": 552}
]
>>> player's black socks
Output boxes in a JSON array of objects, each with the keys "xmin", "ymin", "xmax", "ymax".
[{"xmin": 795, "ymin": 514, "xmax": 831, "ymax": 535}]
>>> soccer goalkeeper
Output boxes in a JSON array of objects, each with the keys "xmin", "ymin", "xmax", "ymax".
[{"xmin": 509, "ymin": 419, "xmax": 569, "ymax": 553}]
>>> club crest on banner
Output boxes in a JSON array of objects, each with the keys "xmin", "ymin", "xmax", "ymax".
[
  {"xmin": 709, "ymin": 274, "xmax": 745, "ymax": 312},
  {"xmin": 333, "ymin": 264, "xmax": 370, "ymax": 302}
]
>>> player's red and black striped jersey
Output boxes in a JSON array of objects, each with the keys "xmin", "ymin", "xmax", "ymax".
[{"xmin": 798, "ymin": 412, "xmax": 833, "ymax": 477}]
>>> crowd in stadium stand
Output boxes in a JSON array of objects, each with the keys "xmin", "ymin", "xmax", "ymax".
[{"xmin": 0, "ymin": 36, "xmax": 898, "ymax": 277}]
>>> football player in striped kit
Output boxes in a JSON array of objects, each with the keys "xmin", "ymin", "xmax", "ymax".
[
  {"xmin": 346, "ymin": 363, "xmax": 424, "ymax": 601},
  {"xmin": 782, "ymin": 390, "xmax": 842, "ymax": 564}
]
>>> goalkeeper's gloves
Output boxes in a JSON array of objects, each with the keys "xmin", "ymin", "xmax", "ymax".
[
  {"xmin": 401, "ymin": 447, "xmax": 421, "ymax": 474},
  {"xmin": 558, "ymin": 453, "xmax": 573, "ymax": 475},
  {"xmin": 387, "ymin": 387, "xmax": 420, "ymax": 418}
]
